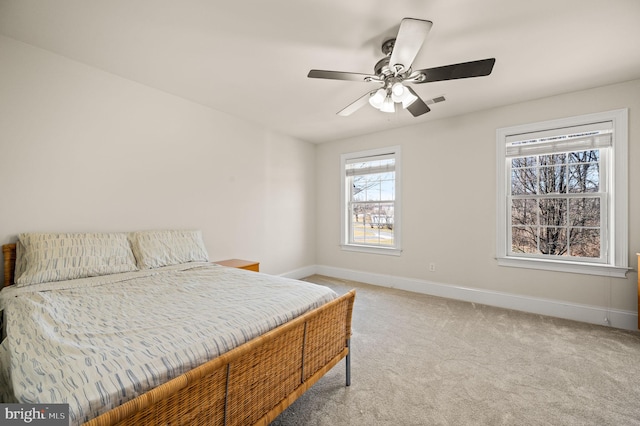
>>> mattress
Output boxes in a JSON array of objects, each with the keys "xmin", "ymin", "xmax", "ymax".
[{"xmin": 0, "ymin": 263, "xmax": 337, "ymax": 425}]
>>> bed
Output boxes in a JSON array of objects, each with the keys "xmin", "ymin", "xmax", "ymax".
[{"xmin": 0, "ymin": 231, "xmax": 355, "ymax": 425}]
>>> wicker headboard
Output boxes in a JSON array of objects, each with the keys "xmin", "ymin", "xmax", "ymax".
[{"xmin": 3, "ymin": 243, "xmax": 16, "ymax": 287}]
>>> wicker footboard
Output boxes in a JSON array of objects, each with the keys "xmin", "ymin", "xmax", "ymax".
[{"xmin": 84, "ymin": 290, "xmax": 356, "ymax": 426}]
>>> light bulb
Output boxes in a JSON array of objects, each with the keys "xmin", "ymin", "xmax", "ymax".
[
  {"xmin": 391, "ymin": 82, "xmax": 405, "ymax": 97},
  {"xmin": 380, "ymin": 95, "xmax": 395, "ymax": 113},
  {"xmin": 391, "ymin": 83, "xmax": 407, "ymax": 103},
  {"xmin": 368, "ymin": 88, "xmax": 386, "ymax": 109}
]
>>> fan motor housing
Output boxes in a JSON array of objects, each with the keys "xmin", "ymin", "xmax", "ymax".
[{"xmin": 374, "ymin": 57, "xmax": 391, "ymax": 76}]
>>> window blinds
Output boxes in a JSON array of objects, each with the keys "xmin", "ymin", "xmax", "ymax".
[
  {"xmin": 505, "ymin": 121, "xmax": 612, "ymax": 157},
  {"xmin": 345, "ymin": 153, "xmax": 396, "ymax": 177}
]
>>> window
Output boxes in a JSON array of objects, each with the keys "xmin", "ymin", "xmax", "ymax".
[
  {"xmin": 341, "ymin": 146, "xmax": 401, "ymax": 255},
  {"xmin": 496, "ymin": 109, "xmax": 628, "ymax": 277}
]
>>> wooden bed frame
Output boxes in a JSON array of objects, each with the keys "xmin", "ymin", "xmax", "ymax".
[{"xmin": 2, "ymin": 243, "xmax": 355, "ymax": 426}]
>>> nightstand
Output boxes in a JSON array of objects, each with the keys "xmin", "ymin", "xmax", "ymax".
[{"xmin": 213, "ymin": 259, "xmax": 260, "ymax": 272}]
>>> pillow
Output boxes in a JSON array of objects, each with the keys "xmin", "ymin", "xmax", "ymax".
[
  {"xmin": 130, "ymin": 229, "xmax": 209, "ymax": 269},
  {"xmin": 14, "ymin": 239, "xmax": 27, "ymax": 284},
  {"xmin": 15, "ymin": 232, "xmax": 138, "ymax": 286}
]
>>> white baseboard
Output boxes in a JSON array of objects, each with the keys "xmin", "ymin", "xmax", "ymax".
[
  {"xmin": 279, "ymin": 265, "xmax": 318, "ymax": 280},
  {"xmin": 283, "ymin": 264, "xmax": 638, "ymax": 332}
]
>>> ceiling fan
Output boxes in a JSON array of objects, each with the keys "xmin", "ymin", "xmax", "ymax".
[{"xmin": 307, "ymin": 18, "xmax": 495, "ymax": 117}]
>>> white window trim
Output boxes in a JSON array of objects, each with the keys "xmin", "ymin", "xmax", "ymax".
[
  {"xmin": 496, "ymin": 109, "xmax": 629, "ymax": 277},
  {"xmin": 340, "ymin": 146, "xmax": 402, "ymax": 256}
]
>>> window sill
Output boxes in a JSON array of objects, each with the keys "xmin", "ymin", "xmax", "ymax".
[
  {"xmin": 341, "ymin": 244, "xmax": 402, "ymax": 256},
  {"xmin": 497, "ymin": 256, "xmax": 629, "ymax": 278}
]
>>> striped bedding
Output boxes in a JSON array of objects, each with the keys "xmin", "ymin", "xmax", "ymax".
[{"xmin": 0, "ymin": 263, "xmax": 337, "ymax": 425}]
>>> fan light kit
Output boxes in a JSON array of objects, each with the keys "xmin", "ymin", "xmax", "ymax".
[
  {"xmin": 368, "ymin": 82, "xmax": 418, "ymax": 113},
  {"xmin": 308, "ymin": 18, "xmax": 496, "ymax": 117}
]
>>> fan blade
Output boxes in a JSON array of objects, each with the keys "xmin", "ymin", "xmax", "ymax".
[
  {"xmin": 389, "ymin": 18, "xmax": 433, "ymax": 75},
  {"xmin": 337, "ymin": 91, "xmax": 374, "ymax": 116},
  {"xmin": 412, "ymin": 58, "xmax": 495, "ymax": 83},
  {"xmin": 405, "ymin": 87, "xmax": 430, "ymax": 117},
  {"xmin": 308, "ymin": 69, "xmax": 378, "ymax": 83}
]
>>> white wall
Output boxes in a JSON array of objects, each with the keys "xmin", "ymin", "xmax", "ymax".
[
  {"xmin": 0, "ymin": 35, "xmax": 317, "ymax": 276},
  {"xmin": 2, "ymin": 33, "xmax": 638, "ymax": 329},
  {"xmin": 316, "ymin": 79, "xmax": 640, "ymax": 328}
]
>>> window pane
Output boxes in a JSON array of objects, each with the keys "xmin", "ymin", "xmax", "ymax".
[
  {"xmin": 511, "ymin": 226, "xmax": 538, "ymax": 254},
  {"xmin": 568, "ymin": 151, "xmax": 599, "ymax": 193},
  {"xmin": 569, "ymin": 228, "xmax": 600, "ymax": 258},
  {"xmin": 568, "ymin": 150, "xmax": 599, "ymax": 164},
  {"xmin": 511, "ymin": 198, "xmax": 537, "ymax": 226},
  {"xmin": 539, "ymin": 198, "xmax": 567, "ymax": 226},
  {"xmin": 353, "ymin": 172, "xmax": 395, "ymax": 202},
  {"xmin": 569, "ymin": 198, "xmax": 600, "ymax": 227},
  {"xmin": 364, "ymin": 179, "xmax": 382, "ymax": 201},
  {"xmin": 380, "ymin": 178, "xmax": 395, "ymax": 200},
  {"xmin": 352, "ymin": 176, "xmax": 367, "ymax": 202},
  {"xmin": 350, "ymin": 202, "xmax": 394, "ymax": 246},
  {"xmin": 539, "ymin": 164, "xmax": 566, "ymax": 194},
  {"xmin": 350, "ymin": 203, "xmax": 370, "ymax": 245},
  {"xmin": 539, "ymin": 153, "xmax": 566, "ymax": 166},
  {"xmin": 512, "ymin": 156, "xmax": 536, "ymax": 168},
  {"xmin": 539, "ymin": 227, "xmax": 567, "ymax": 255},
  {"xmin": 511, "ymin": 167, "xmax": 537, "ymax": 195}
]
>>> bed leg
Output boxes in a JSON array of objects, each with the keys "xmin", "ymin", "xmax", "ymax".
[{"xmin": 345, "ymin": 339, "xmax": 351, "ymax": 386}]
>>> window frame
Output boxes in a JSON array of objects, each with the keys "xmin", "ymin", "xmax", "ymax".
[
  {"xmin": 340, "ymin": 146, "xmax": 402, "ymax": 256},
  {"xmin": 496, "ymin": 109, "xmax": 628, "ymax": 277}
]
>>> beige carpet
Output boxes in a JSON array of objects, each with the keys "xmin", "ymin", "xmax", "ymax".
[{"xmin": 271, "ymin": 275, "xmax": 640, "ymax": 426}]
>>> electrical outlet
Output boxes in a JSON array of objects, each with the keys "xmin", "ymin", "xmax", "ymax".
[{"xmin": 429, "ymin": 263, "xmax": 436, "ymax": 272}]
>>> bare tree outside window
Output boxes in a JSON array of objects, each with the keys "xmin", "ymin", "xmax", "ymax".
[{"xmin": 510, "ymin": 150, "xmax": 601, "ymax": 258}]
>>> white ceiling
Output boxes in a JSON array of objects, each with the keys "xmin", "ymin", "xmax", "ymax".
[{"xmin": 1, "ymin": 0, "xmax": 639, "ymax": 143}]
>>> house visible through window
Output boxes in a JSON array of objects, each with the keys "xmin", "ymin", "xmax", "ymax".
[
  {"xmin": 341, "ymin": 146, "xmax": 401, "ymax": 255},
  {"xmin": 496, "ymin": 109, "xmax": 628, "ymax": 277}
]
